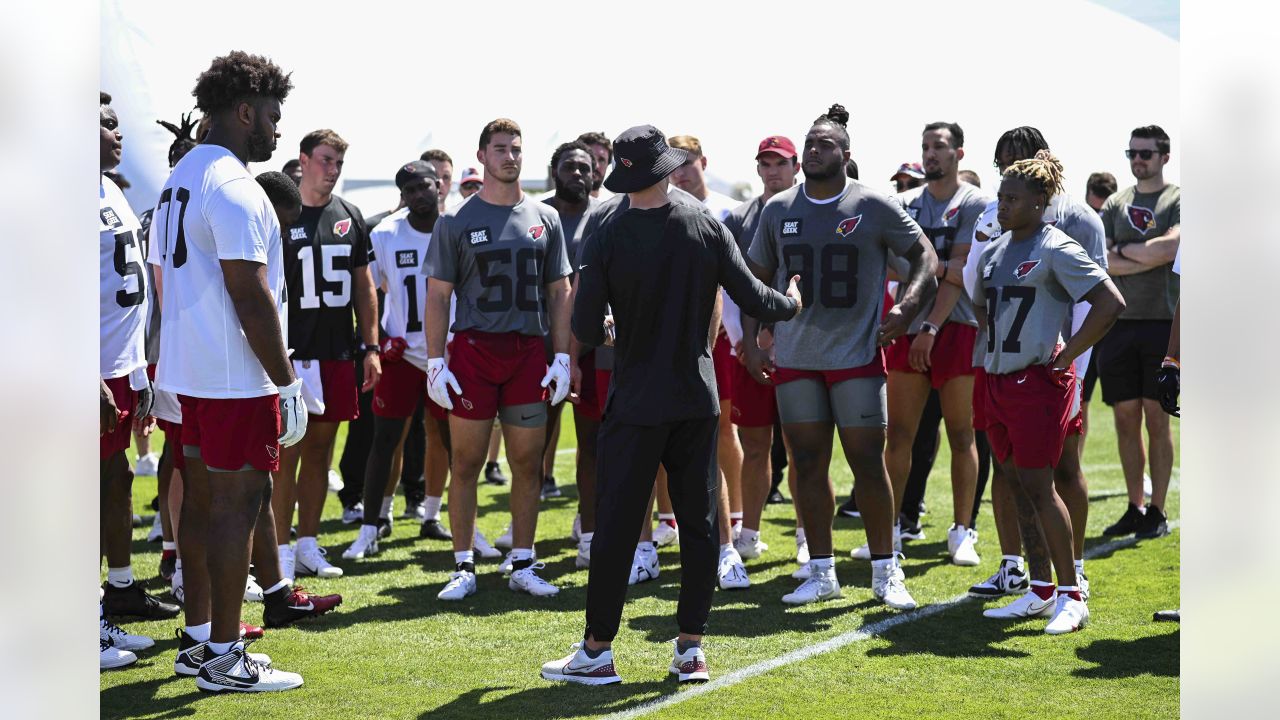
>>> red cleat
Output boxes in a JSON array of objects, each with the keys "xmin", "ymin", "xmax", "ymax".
[
  {"xmin": 239, "ymin": 621, "xmax": 265, "ymax": 640},
  {"xmin": 263, "ymin": 585, "xmax": 342, "ymax": 628}
]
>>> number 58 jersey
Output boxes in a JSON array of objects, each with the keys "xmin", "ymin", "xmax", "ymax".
[
  {"xmin": 748, "ymin": 181, "xmax": 921, "ymax": 371},
  {"xmin": 425, "ymin": 195, "xmax": 571, "ymax": 338}
]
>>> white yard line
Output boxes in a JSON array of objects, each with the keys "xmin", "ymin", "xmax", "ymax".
[{"xmin": 604, "ymin": 522, "xmax": 1179, "ymax": 720}]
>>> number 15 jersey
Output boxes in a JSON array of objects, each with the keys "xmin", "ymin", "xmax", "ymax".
[
  {"xmin": 748, "ymin": 181, "xmax": 921, "ymax": 371},
  {"xmin": 425, "ymin": 194, "xmax": 571, "ymax": 337}
]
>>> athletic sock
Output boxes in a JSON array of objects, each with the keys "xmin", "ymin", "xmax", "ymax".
[
  {"xmin": 162, "ymin": 541, "xmax": 177, "ymax": 552},
  {"xmin": 423, "ymin": 495, "xmax": 443, "ymax": 521},
  {"xmin": 810, "ymin": 555, "xmax": 834, "ymax": 571},
  {"xmin": 658, "ymin": 513, "xmax": 677, "ymax": 527},
  {"xmin": 580, "ymin": 531, "xmax": 594, "ymax": 545},
  {"xmin": 1074, "ymin": 558, "xmax": 1085, "ymax": 575},
  {"xmin": 729, "ymin": 512, "xmax": 743, "ymax": 526},
  {"xmin": 296, "ymin": 536, "xmax": 317, "ymax": 554},
  {"xmin": 581, "ymin": 643, "xmax": 606, "ymax": 659},
  {"xmin": 1030, "ymin": 581, "xmax": 1055, "ymax": 601},
  {"xmin": 511, "ymin": 547, "xmax": 534, "ymax": 572},
  {"xmin": 380, "ymin": 496, "xmax": 394, "ymax": 519},
  {"xmin": 869, "ymin": 553, "xmax": 893, "ymax": 562},
  {"xmin": 1057, "ymin": 585, "xmax": 1083, "ymax": 602},
  {"xmin": 870, "ymin": 557, "xmax": 895, "ymax": 573},
  {"xmin": 263, "ymin": 578, "xmax": 289, "ymax": 596},
  {"xmin": 207, "ymin": 640, "xmax": 236, "ymax": 656},
  {"xmin": 107, "ymin": 566, "xmax": 133, "ymax": 589},
  {"xmin": 454, "ymin": 550, "xmax": 475, "ymax": 568},
  {"xmin": 186, "ymin": 622, "xmax": 211, "ymax": 643},
  {"xmin": 796, "ymin": 527, "xmax": 807, "ymax": 545},
  {"xmin": 676, "ymin": 638, "xmax": 700, "ymax": 654}
]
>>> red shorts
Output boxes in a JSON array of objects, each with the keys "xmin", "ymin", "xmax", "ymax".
[
  {"xmin": 156, "ymin": 419, "xmax": 186, "ymax": 471},
  {"xmin": 447, "ymin": 330, "xmax": 547, "ymax": 421},
  {"xmin": 574, "ymin": 352, "xmax": 602, "ymax": 423},
  {"xmin": 730, "ymin": 360, "xmax": 777, "ymax": 428},
  {"xmin": 596, "ymin": 369, "xmax": 612, "ymax": 416},
  {"xmin": 972, "ymin": 367, "xmax": 989, "ymax": 431},
  {"xmin": 178, "ymin": 394, "xmax": 281, "ymax": 472},
  {"xmin": 100, "ymin": 375, "xmax": 136, "ymax": 460},
  {"xmin": 984, "ymin": 364, "xmax": 1077, "ymax": 469},
  {"xmin": 309, "ymin": 360, "xmax": 360, "ymax": 422},
  {"xmin": 713, "ymin": 334, "xmax": 734, "ymax": 403},
  {"xmin": 774, "ymin": 350, "xmax": 885, "ymax": 388},
  {"xmin": 886, "ymin": 323, "xmax": 978, "ymax": 389},
  {"xmin": 373, "ymin": 359, "xmax": 429, "ymax": 419},
  {"xmin": 1067, "ymin": 412, "xmax": 1084, "ymax": 436}
]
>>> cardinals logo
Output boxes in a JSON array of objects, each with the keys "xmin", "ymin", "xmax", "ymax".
[
  {"xmin": 944, "ymin": 207, "xmax": 960, "ymax": 222},
  {"xmin": 1125, "ymin": 204, "xmax": 1157, "ymax": 235},
  {"xmin": 460, "ymin": 398, "xmax": 475, "ymax": 411},
  {"xmin": 619, "ymin": 157, "xmax": 633, "ymax": 167},
  {"xmin": 1014, "ymin": 259, "xmax": 1041, "ymax": 280},
  {"xmin": 266, "ymin": 445, "xmax": 279, "ymax": 461},
  {"xmin": 835, "ymin": 215, "xmax": 862, "ymax": 237},
  {"xmin": 528, "ymin": 224, "xmax": 546, "ymax": 241},
  {"xmin": 333, "ymin": 218, "xmax": 352, "ymax": 237}
]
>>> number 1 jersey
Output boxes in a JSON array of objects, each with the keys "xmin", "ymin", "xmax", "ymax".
[
  {"xmin": 284, "ymin": 195, "xmax": 370, "ymax": 360},
  {"xmin": 369, "ymin": 209, "xmax": 433, "ymax": 371},
  {"xmin": 100, "ymin": 174, "xmax": 148, "ymax": 381}
]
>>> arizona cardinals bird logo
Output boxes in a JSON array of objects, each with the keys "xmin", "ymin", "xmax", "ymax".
[
  {"xmin": 528, "ymin": 225, "xmax": 545, "ymax": 241},
  {"xmin": 1125, "ymin": 205, "xmax": 1157, "ymax": 234},
  {"xmin": 333, "ymin": 218, "xmax": 352, "ymax": 237},
  {"xmin": 944, "ymin": 207, "xmax": 960, "ymax": 222},
  {"xmin": 1014, "ymin": 260, "xmax": 1041, "ymax": 280},
  {"xmin": 835, "ymin": 215, "xmax": 862, "ymax": 237}
]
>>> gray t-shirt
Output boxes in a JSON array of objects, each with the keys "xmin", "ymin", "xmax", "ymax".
[
  {"xmin": 1100, "ymin": 184, "xmax": 1180, "ymax": 320},
  {"xmin": 895, "ymin": 183, "xmax": 989, "ymax": 330},
  {"xmin": 426, "ymin": 194, "xmax": 572, "ymax": 337},
  {"xmin": 544, "ymin": 195, "xmax": 599, "ymax": 272},
  {"xmin": 749, "ymin": 181, "xmax": 921, "ymax": 370},
  {"xmin": 972, "ymin": 225, "xmax": 1110, "ymax": 375},
  {"xmin": 723, "ymin": 196, "xmax": 766, "ymax": 257}
]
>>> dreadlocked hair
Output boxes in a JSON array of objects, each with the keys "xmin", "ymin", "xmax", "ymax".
[
  {"xmin": 192, "ymin": 51, "xmax": 293, "ymax": 114},
  {"xmin": 157, "ymin": 111, "xmax": 199, "ymax": 167},
  {"xmin": 993, "ymin": 126, "xmax": 1049, "ymax": 167},
  {"xmin": 1003, "ymin": 150, "xmax": 1065, "ymax": 201},
  {"xmin": 812, "ymin": 103, "xmax": 850, "ymax": 150}
]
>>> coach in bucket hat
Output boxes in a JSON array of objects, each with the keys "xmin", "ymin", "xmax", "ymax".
[{"xmin": 603, "ymin": 125, "xmax": 689, "ymax": 193}]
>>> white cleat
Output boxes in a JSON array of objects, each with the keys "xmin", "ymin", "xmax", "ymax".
[
  {"xmin": 717, "ymin": 547, "xmax": 750, "ymax": 590},
  {"xmin": 509, "ymin": 562, "xmax": 560, "ymax": 597},
  {"xmin": 669, "ymin": 642, "xmax": 710, "ymax": 683},
  {"xmin": 494, "ymin": 523, "xmax": 513, "ymax": 551},
  {"xmin": 100, "ymin": 636, "xmax": 137, "ymax": 670},
  {"xmin": 135, "ymin": 452, "xmax": 160, "ymax": 477},
  {"xmin": 782, "ymin": 563, "xmax": 842, "ymax": 605},
  {"xmin": 984, "ymin": 591, "xmax": 1055, "ymax": 619},
  {"xmin": 570, "ymin": 514, "xmax": 582, "ymax": 543},
  {"xmin": 968, "ymin": 558, "xmax": 1029, "ymax": 598},
  {"xmin": 437, "ymin": 570, "xmax": 477, "ymax": 601},
  {"xmin": 244, "ymin": 574, "xmax": 264, "ymax": 603},
  {"xmin": 872, "ymin": 557, "xmax": 917, "ymax": 610},
  {"xmin": 734, "ymin": 532, "xmax": 768, "ymax": 560},
  {"xmin": 500, "ymin": 551, "xmax": 538, "ymax": 576},
  {"xmin": 342, "ymin": 526, "xmax": 380, "ymax": 560},
  {"xmin": 147, "ymin": 512, "xmax": 164, "ymax": 543},
  {"xmin": 851, "ymin": 526, "xmax": 903, "ymax": 560},
  {"xmin": 295, "ymin": 545, "xmax": 343, "ymax": 578},
  {"xmin": 473, "ymin": 530, "xmax": 502, "ymax": 559},
  {"xmin": 1045, "ymin": 594, "xmax": 1090, "ymax": 634},
  {"xmin": 171, "ymin": 567, "xmax": 185, "ymax": 605},
  {"xmin": 653, "ymin": 522, "xmax": 679, "ymax": 547},
  {"xmin": 327, "ymin": 469, "xmax": 344, "ymax": 494},
  {"xmin": 100, "ymin": 617, "xmax": 154, "ymax": 651},
  {"xmin": 628, "ymin": 545, "xmax": 660, "ymax": 585},
  {"xmin": 540, "ymin": 643, "xmax": 621, "ymax": 685},
  {"xmin": 195, "ymin": 644, "xmax": 303, "ymax": 693},
  {"xmin": 1079, "ymin": 572, "xmax": 1091, "ymax": 602},
  {"xmin": 948, "ymin": 525, "xmax": 981, "ymax": 567},
  {"xmin": 340, "ymin": 502, "xmax": 363, "ymax": 525}
]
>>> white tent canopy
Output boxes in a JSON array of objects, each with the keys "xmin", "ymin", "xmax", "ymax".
[{"xmin": 103, "ymin": 0, "xmax": 1178, "ymax": 216}]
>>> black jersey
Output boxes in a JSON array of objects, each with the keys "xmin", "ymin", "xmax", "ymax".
[{"xmin": 283, "ymin": 194, "xmax": 371, "ymax": 360}]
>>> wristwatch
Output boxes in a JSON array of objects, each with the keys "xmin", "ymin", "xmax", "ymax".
[
  {"xmin": 920, "ymin": 321, "xmax": 940, "ymax": 336},
  {"xmin": 362, "ymin": 343, "xmax": 381, "ymax": 355}
]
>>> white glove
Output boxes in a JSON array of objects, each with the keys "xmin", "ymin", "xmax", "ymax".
[
  {"xmin": 542, "ymin": 353, "xmax": 572, "ymax": 406},
  {"xmin": 427, "ymin": 357, "xmax": 462, "ymax": 410},
  {"xmin": 277, "ymin": 378, "xmax": 308, "ymax": 448}
]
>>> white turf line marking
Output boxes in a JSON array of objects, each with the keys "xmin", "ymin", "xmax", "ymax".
[{"xmin": 604, "ymin": 521, "xmax": 1180, "ymax": 720}]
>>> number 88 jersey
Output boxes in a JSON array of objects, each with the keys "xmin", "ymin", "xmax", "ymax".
[
  {"xmin": 100, "ymin": 174, "xmax": 148, "ymax": 381},
  {"xmin": 747, "ymin": 181, "xmax": 921, "ymax": 371},
  {"xmin": 369, "ymin": 209, "xmax": 432, "ymax": 370}
]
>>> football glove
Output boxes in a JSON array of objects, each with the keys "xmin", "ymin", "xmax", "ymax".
[
  {"xmin": 1156, "ymin": 362, "xmax": 1179, "ymax": 417},
  {"xmin": 427, "ymin": 357, "xmax": 462, "ymax": 411},
  {"xmin": 277, "ymin": 378, "xmax": 309, "ymax": 447},
  {"xmin": 542, "ymin": 353, "xmax": 572, "ymax": 406},
  {"xmin": 381, "ymin": 335, "xmax": 408, "ymax": 363}
]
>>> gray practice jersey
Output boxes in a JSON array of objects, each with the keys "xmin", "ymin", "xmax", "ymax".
[
  {"xmin": 972, "ymin": 225, "xmax": 1109, "ymax": 375},
  {"xmin": 895, "ymin": 183, "xmax": 989, "ymax": 331},
  {"xmin": 749, "ymin": 181, "xmax": 921, "ymax": 370},
  {"xmin": 723, "ymin": 196, "xmax": 766, "ymax": 257},
  {"xmin": 544, "ymin": 195, "xmax": 599, "ymax": 271},
  {"xmin": 426, "ymin": 194, "xmax": 572, "ymax": 337}
]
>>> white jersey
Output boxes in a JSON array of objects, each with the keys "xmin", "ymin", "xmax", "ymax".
[
  {"xmin": 370, "ymin": 209, "xmax": 433, "ymax": 371},
  {"xmin": 100, "ymin": 175, "xmax": 149, "ymax": 383},
  {"xmin": 700, "ymin": 189, "xmax": 745, "ymax": 349},
  {"xmin": 150, "ymin": 144, "xmax": 286, "ymax": 399}
]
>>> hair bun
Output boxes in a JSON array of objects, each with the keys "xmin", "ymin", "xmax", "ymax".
[{"xmin": 825, "ymin": 103, "xmax": 849, "ymax": 127}]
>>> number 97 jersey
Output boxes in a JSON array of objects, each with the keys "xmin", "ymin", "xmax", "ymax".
[
  {"xmin": 368, "ymin": 209, "xmax": 432, "ymax": 369},
  {"xmin": 747, "ymin": 182, "xmax": 921, "ymax": 371}
]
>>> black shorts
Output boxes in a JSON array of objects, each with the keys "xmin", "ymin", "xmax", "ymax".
[
  {"xmin": 1082, "ymin": 350, "xmax": 1099, "ymax": 403},
  {"xmin": 1095, "ymin": 319, "xmax": 1172, "ymax": 405}
]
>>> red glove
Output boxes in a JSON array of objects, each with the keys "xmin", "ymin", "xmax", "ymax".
[{"xmin": 381, "ymin": 336, "xmax": 408, "ymax": 363}]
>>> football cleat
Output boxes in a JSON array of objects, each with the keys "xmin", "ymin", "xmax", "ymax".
[
  {"xmin": 262, "ymin": 585, "xmax": 342, "ymax": 627},
  {"xmin": 100, "ymin": 636, "xmax": 137, "ymax": 670},
  {"xmin": 984, "ymin": 590, "xmax": 1055, "ymax": 619},
  {"xmin": 100, "ymin": 616, "xmax": 154, "ymax": 651},
  {"xmin": 102, "ymin": 582, "xmax": 181, "ymax": 620},
  {"xmin": 1135, "ymin": 504, "xmax": 1170, "ymax": 539},
  {"xmin": 437, "ymin": 570, "xmax": 478, "ymax": 601},
  {"xmin": 871, "ymin": 558, "xmax": 916, "ymax": 610},
  {"xmin": 1045, "ymin": 594, "xmax": 1090, "ymax": 634},
  {"xmin": 419, "ymin": 519, "xmax": 453, "ymax": 541},
  {"xmin": 195, "ymin": 643, "xmax": 302, "ymax": 693},
  {"xmin": 484, "ymin": 461, "xmax": 508, "ymax": 486},
  {"xmin": 653, "ymin": 521, "xmax": 679, "ymax": 547},
  {"xmin": 948, "ymin": 525, "xmax": 981, "ymax": 567},
  {"xmin": 509, "ymin": 562, "xmax": 560, "ymax": 597},
  {"xmin": 628, "ymin": 545, "xmax": 659, "ymax": 585},
  {"xmin": 717, "ymin": 547, "xmax": 750, "ymax": 590},
  {"xmin": 174, "ymin": 630, "xmax": 272, "ymax": 677},
  {"xmin": 1103, "ymin": 503, "xmax": 1145, "ymax": 536},
  {"xmin": 340, "ymin": 502, "xmax": 364, "ymax": 525},
  {"xmin": 473, "ymin": 530, "xmax": 502, "ymax": 559},
  {"xmin": 782, "ymin": 563, "xmax": 841, "ymax": 605},
  {"xmin": 342, "ymin": 526, "xmax": 380, "ymax": 560},
  {"xmin": 734, "ymin": 532, "xmax": 768, "ymax": 560},
  {"xmin": 968, "ymin": 558, "xmax": 1029, "ymax": 598},
  {"xmin": 494, "ymin": 524, "xmax": 513, "ymax": 551},
  {"xmin": 295, "ymin": 545, "xmax": 343, "ymax": 578}
]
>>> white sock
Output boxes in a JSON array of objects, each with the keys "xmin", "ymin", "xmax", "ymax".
[
  {"xmin": 162, "ymin": 541, "xmax": 177, "ymax": 552},
  {"xmin": 297, "ymin": 536, "xmax": 318, "ymax": 554},
  {"xmin": 658, "ymin": 513, "xmax": 676, "ymax": 525},
  {"xmin": 811, "ymin": 556, "xmax": 834, "ymax": 571},
  {"xmin": 580, "ymin": 531, "xmax": 594, "ymax": 545},
  {"xmin": 871, "ymin": 557, "xmax": 895, "ymax": 574},
  {"xmin": 278, "ymin": 543, "xmax": 292, "ymax": 557},
  {"xmin": 107, "ymin": 566, "xmax": 133, "ymax": 588},
  {"xmin": 360, "ymin": 524, "xmax": 379, "ymax": 540},
  {"xmin": 741, "ymin": 528, "xmax": 760, "ymax": 545},
  {"xmin": 186, "ymin": 622, "xmax": 211, "ymax": 643},
  {"xmin": 511, "ymin": 547, "xmax": 534, "ymax": 563},
  {"xmin": 207, "ymin": 640, "xmax": 236, "ymax": 656},
  {"xmin": 729, "ymin": 512, "xmax": 743, "ymax": 524},
  {"xmin": 423, "ymin": 495, "xmax": 442, "ymax": 521},
  {"xmin": 380, "ymin": 496, "xmax": 394, "ymax": 519},
  {"xmin": 1074, "ymin": 558, "xmax": 1085, "ymax": 574},
  {"xmin": 1002, "ymin": 554, "xmax": 1025, "ymax": 566},
  {"xmin": 796, "ymin": 527, "xmax": 807, "ymax": 545},
  {"xmin": 263, "ymin": 578, "xmax": 289, "ymax": 595},
  {"xmin": 454, "ymin": 550, "xmax": 475, "ymax": 566}
]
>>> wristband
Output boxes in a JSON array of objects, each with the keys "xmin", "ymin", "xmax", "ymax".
[
  {"xmin": 1161, "ymin": 356, "xmax": 1180, "ymax": 369},
  {"xmin": 362, "ymin": 343, "xmax": 381, "ymax": 354},
  {"xmin": 920, "ymin": 321, "xmax": 940, "ymax": 336}
]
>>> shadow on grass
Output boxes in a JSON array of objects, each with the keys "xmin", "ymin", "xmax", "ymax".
[
  {"xmin": 421, "ymin": 679, "xmax": 674, "ymax": 720},
  {"xmin": 1073, "ymin": 629, "xmax": 1179, "ymax": 679},
  {"xmin": 100, "ymin": 671, "xmax": 204, "ymax": 720},
  {"xmin": 862, "ymin": 599, "xmax": 1040, "ymax": 659}
]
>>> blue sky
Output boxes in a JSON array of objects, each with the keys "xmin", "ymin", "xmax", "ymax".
[{"xmin": 1091, "ymin": 0, "xmax": 1179, "ymax": 39}]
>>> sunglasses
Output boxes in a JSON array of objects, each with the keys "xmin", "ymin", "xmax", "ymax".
[{"xmin": 1125, "ymin": 149, "xmax": 1161, "ymax": 160}]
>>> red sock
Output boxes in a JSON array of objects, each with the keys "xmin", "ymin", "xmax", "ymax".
[
  {"xmin": 660, "ymin": 518, "xmax": 677, "ymax": 528},
  {"xmin": 1057, "ymin": 588, "xmax": 1083, "ymax": 602},
  {"xmin": 1030, "ymin": 582, "xmax": 1054, "ymax": 601},
  {"xmin": 161, "ymin": 549, "xmax": 177, "ymax": 561}
]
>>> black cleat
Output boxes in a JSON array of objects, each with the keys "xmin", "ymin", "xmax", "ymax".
[
  {"xmin": 1135, "ymin": 504, "xmax": 1170, "ymax": 539},
  {"xmin": 262, "ymin": 585, "xmax": 342, "ymax": 628},
  {"xmin": 419, "ymin": 519, "xmax": 453, "ymax": 541},
  {"xmin": 836, "ymin": 496, "xmax": 860, "ymax": 518},
  {"xmin": 1153, "ymin": 609, "xmax": 1180, "ymax": 622},
  {"xmin": 159, "ymin": 553, "xmax": 177, "ymax": 583},
  {"xmin": 377, "ymin": 517, "xmax": 393, "ymax": 539},
  {"xmin": 766, "ymin": 488, "xmax": 789, "ymax": 505},
  {"xmin": 898, "ymin": 515, "xmax": 925, "ymax": 541},
  {"xmin": 102, "ymin": 581, "xmax": 181, "ymax": 620},
  {"xmin": 1103, "ymin": 503, "xmax": 1146, "ymax": 536},
  {"xmin": 484, "ymin": 461, "xmax": 508, "ymax": 486},
  {"xmin": 541, "ymin": 476, "xmax": 562, "ymax": 500}
]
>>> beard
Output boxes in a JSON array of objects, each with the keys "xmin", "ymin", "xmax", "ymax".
[
  {"xmin": 555, "ymin": 182, "xmax": 589, "ymax": 204},
  {"xmin": 924, "ymin": 169, "xmax": 944, "ymax": 181},
  {"xmin": 803, "ymin": 158, "xmax": 843, "ymax": 181},
  {"xmin": 247, "ymin": 130, "xmax": 276, "ymax": 163}
]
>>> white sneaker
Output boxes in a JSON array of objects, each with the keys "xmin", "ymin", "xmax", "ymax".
[
  {"xmin": 494, "ymin": 523, "xmax": 513, "ymax": 551},
  {"xmin": 295, "ymin": 545, "xmax": 343, "ymax": 578},
  {"xmin": 244, "ymin": 574, "xmax": 264, "ymax": 603},
  {"xmin": 984, "ymin": 590, "xmax": 1055, "ymax": 619},
  {"xmin": 628, "ymin": 545, "xmax": 659, "ymax": 585},
  {"xmin": 541, "ymin": 643, "xmax": 621, "ymax": 685},
  {"xmin": 277, "ymin": 545, "xmax": 295, "ymax": 583},
  {"xmin": 782, "ymin": 563, "xmax": 841, "ymax": 605},
  {"xmin": 473, "ymin": 530, "xmax": 502, "ymax": 559},
  {"xmin": 1079, "ymin": 572, "xmax": 1091, "ymax": 602},
  {"xmin": 327, "ymin": 469, "xmax": 344, "ymax": 494},
  {"xmin": 340, "ymin": 502, "xmax": 363, "ymax": 525},
  {"xmin": 734, "ymin": 532, "xmax": 768, "ymax": 560},
  {"xmin": 669, "ymin": 642, "xmax": 710, "ymax": 682},
  {"xmin": 342, "ymin": 526, "xmax": 380, "ymax": 560},
  {"xmin": 968, "ymin": 558, "xmax": 1029, "ymax": 598},
  {"xmin": 653, "ymin": 522, "xmax": 679, "ymax": 547},
  {"xmin": 509, "ymin": 562, "xmax": 560, "ymax": 596},
  {"xmin": 500, "ymin": 551, "xmax": 538, "ymax": 576},
  {"xmin": 570, "ymin": 514, "xmax": 582, "ymax": 543},
  {"xmin": 576, "ymin": 537, "xmax": 591, "ymax": 569},
  {"xmin": 871, "ymin": 558, "xmax": 916, "ymax": 610},
  {"xmin": 792, "ymin": 538, "xmax": 812, "ymax": 579},
  {"xmin": 100, "ymin": 636, "xmax": 137, "ymax": 670},
  {"xmin": 717, "ymin": 548, "xmax": 750, "ymax": 590},
  {"xmin": 437, "ymin": 570, "xmax": 477, "ymax": 600},
  {"xmin": 851, "ymin": 526, "xmax": 902, "ymax": 560},
  {"xmin": 135, "ymin": 452, "xmax": 160, "ymax": 477},
  {"xmin": 147, "ymin": 512, "xmax": 164, "ymax": 543},
  {"xmin": 100, "ymin": 617, "xmax": 154, "ymax": 651},
  {"xmin": 171, "ymin": 567, "xmax": 185, "ymax": 604},
  {"xmin": 195, "ymin": 643, "xmax": 303, "ymax": 693},
  {"xmin": 948, "ymin": 525, "xmax": 981, "ymax": 567},
  {"xmin": 1045, "ymin": 593, "xmax": 1090, "ymax": 634}
]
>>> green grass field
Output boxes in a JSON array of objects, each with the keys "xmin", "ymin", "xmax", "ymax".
[{"xmin": 101, "ymin": 410, "xmax": 1179, "ymax": 719}]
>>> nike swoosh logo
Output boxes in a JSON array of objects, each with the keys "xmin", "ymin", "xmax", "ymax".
[
  {"xmin": 861, "ymin": 412, "xmax": 879, "ymax": 419},
  {"xmin": 289, "ymin": 601, "xmax": 315, "ymax": 611},
  {"xmin": 521, "ymin": 414, "xmax": 538, "ymax": 420},
  {"xmin": 1016, "ymin": 376, "xmax": 1027, "ymax": 384}
]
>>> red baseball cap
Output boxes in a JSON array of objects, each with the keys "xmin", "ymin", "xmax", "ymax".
[
  {"xmin": 756, "ymin": 135, "xmax": 797, "ymax": 160},
  {"xmin": 458, "ymin": 167, "xmax": 483, "ymax": 186}
]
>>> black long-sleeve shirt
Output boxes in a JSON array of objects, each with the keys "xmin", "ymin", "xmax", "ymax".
[{"xmin": 574, "ymin": 201, "xmax": 798, "ymax": 425}]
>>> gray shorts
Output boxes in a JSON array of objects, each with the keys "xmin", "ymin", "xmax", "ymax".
[
  {"xmin": 498, "ymin": 402, "xmax": 548, "ymax": 428},
  {"xmin": 775, "ymin": 375, "xmax": 886, "ymax": 427}
]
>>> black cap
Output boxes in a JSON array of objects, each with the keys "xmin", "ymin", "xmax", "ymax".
[
  {"xmin": 603, "ymin": 125, "xmax": 688, "ymax": 194},
  {"xmin": 395, "ymin": 160, "xmax": 438, "ymax": 190}
]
